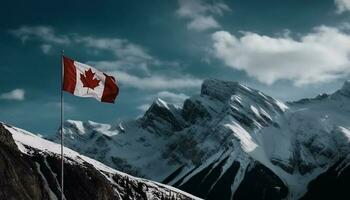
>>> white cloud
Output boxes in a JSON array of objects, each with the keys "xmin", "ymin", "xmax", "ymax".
[
  {"xmin": 9, "ymin": 26, "xmax": 70, "ymax": 44},
  {"xmin": 138, "ymin": 91, "xmax": 188, "ymax": 113},
  {"xmin": 112, "ymin": 70, "xmax": 202, "ymax": 90},
  {"xmin": 0, "ymin": 89, "xmax": 25, "ymax": 101},
  {"xmin": 212, "ymin": 26, "xmax": 350, "ymax": 86},
  {"xmin": 187, "ymin": 16, "xmax": 220, "ymax": 31},
  {"xmin": 76, "ymin": 37, "xmax": 198, "ymax": 91},
  {"xmin": 75, "ymin": 36, "xmax": 153, "ymax": 61},
  {"xmin": 335, "ymin": 0, "xmax": 350, "ymax": 13},
  {"xmin": 137, "ymin": 104, "xmax": 150, "ymax": 112},
  {"xmin": 89, "ymin": 60, "xmax": 150, "ymax": 73},
  {"xmin": 9, "ymin": 26, "xmax": 153, "ymax": 68},
  {"xmin": 177, "ymin": 0, "xmax": 230, "ymax": 31},
  {"xmin": 156, "ymin": 91, "xmax": 189, "ymax": 105},
  {"xmin": 10, "ymin": 25, "xmax": 201, "ymax": 91},
  {"xmin": 338, "ymin": 22, "xmax": 350, "ymax": 31},
  {"xmin": 10, "ymin": 25, "xmax": 159, "ymax": 73},
  {"xmin": 40, "ymin": 44, "xmax": 52, "ymax": 54},
  {"xmin": 77, "ymin": 36, "xmax": 157, "ymax": 75}
]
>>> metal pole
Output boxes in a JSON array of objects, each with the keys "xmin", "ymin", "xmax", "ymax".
[{"xmin": 60, "ymin": 50, "xmax": 65, "ymax": 200}]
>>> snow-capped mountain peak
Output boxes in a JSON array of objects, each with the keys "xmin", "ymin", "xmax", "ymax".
[
  {"xmin": 49, "ymin": 79, "xmax": 350, "ymax": 200},
  {"xmin": 334, "ymin": 80, "xmax": 350, "ymax": 98}
]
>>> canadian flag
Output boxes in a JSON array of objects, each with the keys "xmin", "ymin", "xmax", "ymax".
[{"xmin": 62, "ymin": 56, "xmax": 119, "ymax": 103}]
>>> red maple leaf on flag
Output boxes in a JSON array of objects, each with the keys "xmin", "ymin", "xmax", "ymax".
[{"xmin": 80, "ymin": 68, "xmax": 100, "ymax": 92}]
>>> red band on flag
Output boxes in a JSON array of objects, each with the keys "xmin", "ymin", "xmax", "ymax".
[
  {"xmin": 101, "ymin": 74, "xmax": 119, "ymax": 103},
  {"xmin": 62, "ymin": 55, "xmax": 119, "ymax": 103},
  {"xmin": 63, "ymin": 56, "xmax": 76, "ymax": 94}
]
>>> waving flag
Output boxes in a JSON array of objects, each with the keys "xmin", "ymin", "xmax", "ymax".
[{"xmin": 62, "ymin": 56, "xmax": 119, "ymax": 103}]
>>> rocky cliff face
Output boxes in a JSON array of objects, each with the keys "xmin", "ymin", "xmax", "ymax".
[
  {"xmin": 0, "ymin": 125, "xmax": 50, "ymax": 200},
  {"xmin": 50, "ymin": 79, "xmax": 350, "ymax": 200},
  {"xmin": 0, "ymin": 123, "xmax": 201, "ymax": 200}
]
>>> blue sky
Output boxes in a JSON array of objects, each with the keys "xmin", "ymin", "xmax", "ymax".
[{"xmin": 1, "ymin": 0, "xmax": 350, "ymax": 135}]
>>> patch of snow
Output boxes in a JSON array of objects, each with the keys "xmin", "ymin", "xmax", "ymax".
[
  {"xmin": 35, "ymin": 162, "xmax": 59, "ymax": 200},
  {"xmin": 152, "ymin": 182, "xmax": 203, "ymax": 200},
  {"xmin": 230, "ymin": 155, "xmax": 250, "ymax": 198},
  {"xmin": 250, "ymin": 105, "xmax": 260, "ymax": 117},
  {"xmin": 224, "ymin": 122, "xmax": 258, "ymax": 152},
  {"xmin": 155, "ymin": 98, "xmax": 170, "ymax": 110},
  {"xmin": 274, "ymin": 99, "xmax": 289, "ymax": 111},
  {"xmin": 259, "ymin": 107, "xmax": 272, "ymax": 120},
  {"xmin": 231, "ymin": 95, "xmax": 242, "ymax": 104},
  {"xmin": 66, "ymin": 120, "xmax": 85, "ymax": 134},
  {"xmin": 339, "ymin": 126, "xmax": 350, "ymax": 142},
  {"xmin": 178, "ymin": 150, "xmax": 226, "ymax": 186},
  {"xmin": 239, "ymin": 83, "xmax": 252, "ymax": 92},
  {"xmin": 4, "ymin": 124, "xmax": 118, "ymax": 174},
  {"xmin": 43, "ymin": 157, "xmax": 62, "ymax": 193}
]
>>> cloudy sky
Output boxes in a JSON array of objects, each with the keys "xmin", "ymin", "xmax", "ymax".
[{"xmin": 1, "ymin": 0, "xmax": 350, "ymax": 134}]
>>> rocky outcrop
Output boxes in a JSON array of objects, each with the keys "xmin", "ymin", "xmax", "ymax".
[
  {"xmin": 233, "ymin": 163, "xmax": 288, "ymax": 200},
  {"xmin": 301, "ymin": 157, "xmax": 350, "ymax": 200},
  {"xmin": 0, "ymin": 124, "xmax": 50, "ymax": 200},
  {"xmin": 141, "ymin": 98, "xmax": 186, "ymax": 134},
  {"xmin": 201, "ymin": 79, "xmax": 242, "ymax": 102},
  {"xmin": 0, "ymin": 123, "xmax": 200, "ymax": 200},
  {"xmin": 334, "ymin": 80, "xmax": 350, "ymax": 98},
  {"xmin": 182, "ymin": 99, "xmax": 211, "ymax": 123}
]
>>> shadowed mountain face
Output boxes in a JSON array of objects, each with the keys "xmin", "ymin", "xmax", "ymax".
[
  {"xmin": 0, "ymin": 123, "xmax": 200, "ymax": 200},
  {"xmin": 48, "ymin": 79, "xmax": 350, "ymax": 200}
]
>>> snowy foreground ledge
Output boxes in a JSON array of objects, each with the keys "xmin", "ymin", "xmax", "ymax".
[{"xmin": 2, "ymin": 123, "xmax": 202, "ymax": 200}]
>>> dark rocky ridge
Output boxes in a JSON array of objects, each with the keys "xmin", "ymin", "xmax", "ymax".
[
  {"xmin": 288, "ymin": 80, "xmax": 350, "ymax": 105},
  {"xmin": 300, "ymin": 157, "xmax": 350, "ymax": 200},
  {"xmin": 0, "ymin": 123, "xmax": 200, "ymax": 200},
  {"xmin": 141, "ymin": 98, "xmax": 186, "ymax": 134},
  {"xmin": 0, "ymin": 125, "xmax": 50, "ymax": 200}
]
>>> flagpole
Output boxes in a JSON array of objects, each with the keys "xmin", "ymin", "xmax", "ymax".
[{"xmin": 60, "ymin": 50, "xmax": 65, "ymax": 200}]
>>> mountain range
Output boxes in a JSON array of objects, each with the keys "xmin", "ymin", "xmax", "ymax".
[{"xmin": 50, "ymin": 79, "xmax": 350, "ymax": 200}]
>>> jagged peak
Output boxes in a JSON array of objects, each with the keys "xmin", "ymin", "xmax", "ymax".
[
  {"xmin": 141, "ymin": 97, "xmax": 186, "ymax": 132},
  {"xmin": 146, "ymin": 98, "xmax": 182, "ymax": 114},
  {"xmin": 64, "ymin": 120, "xmax": 85, "ymax": 133},
  {"xmin": 330, "ymin": 80, "xmax": 350, "ymax": 98},
  {"xmin": 0, "ymin": 123, "xmax": 18, "ymax": 149},
  {"xmin": 63, "ymin": 119, "xmax": 117, "ymax": 137},
  {"xmin": 154, "ymin": 98, "xmax": 170, "ymax": 110},
  {"xmin": 65, "ymin": 119, "xmax": 110, "ymax": 128},
  {"xmin": 200, "ymin": 79, "xmax": 288, "ymax": 113},
  {"xmin": 340, "ymin": 80, "xmax": 350, "ymax": 95},
  {"xmin": 290, "ymin": 80, "xmax": 350, "ymax": 104},
  {"xmin": 143, "ymin": 98, "xmax": 169, "ymax": 115},
  {"xmin": 201, "ymin": 79, "xmax": 257, "ymax": 101},
  {"xmin": 65, "ymin": 119, "xmax": 81, "ymax": 124}
]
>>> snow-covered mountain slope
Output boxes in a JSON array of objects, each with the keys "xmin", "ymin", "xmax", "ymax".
[
  {"xmin": 0, "ymin": 122, "xmax": 201, "ymax": 200},
  {"xmin": 49, "ymin": 79, "xmax": 350, "ymax": 200}
]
